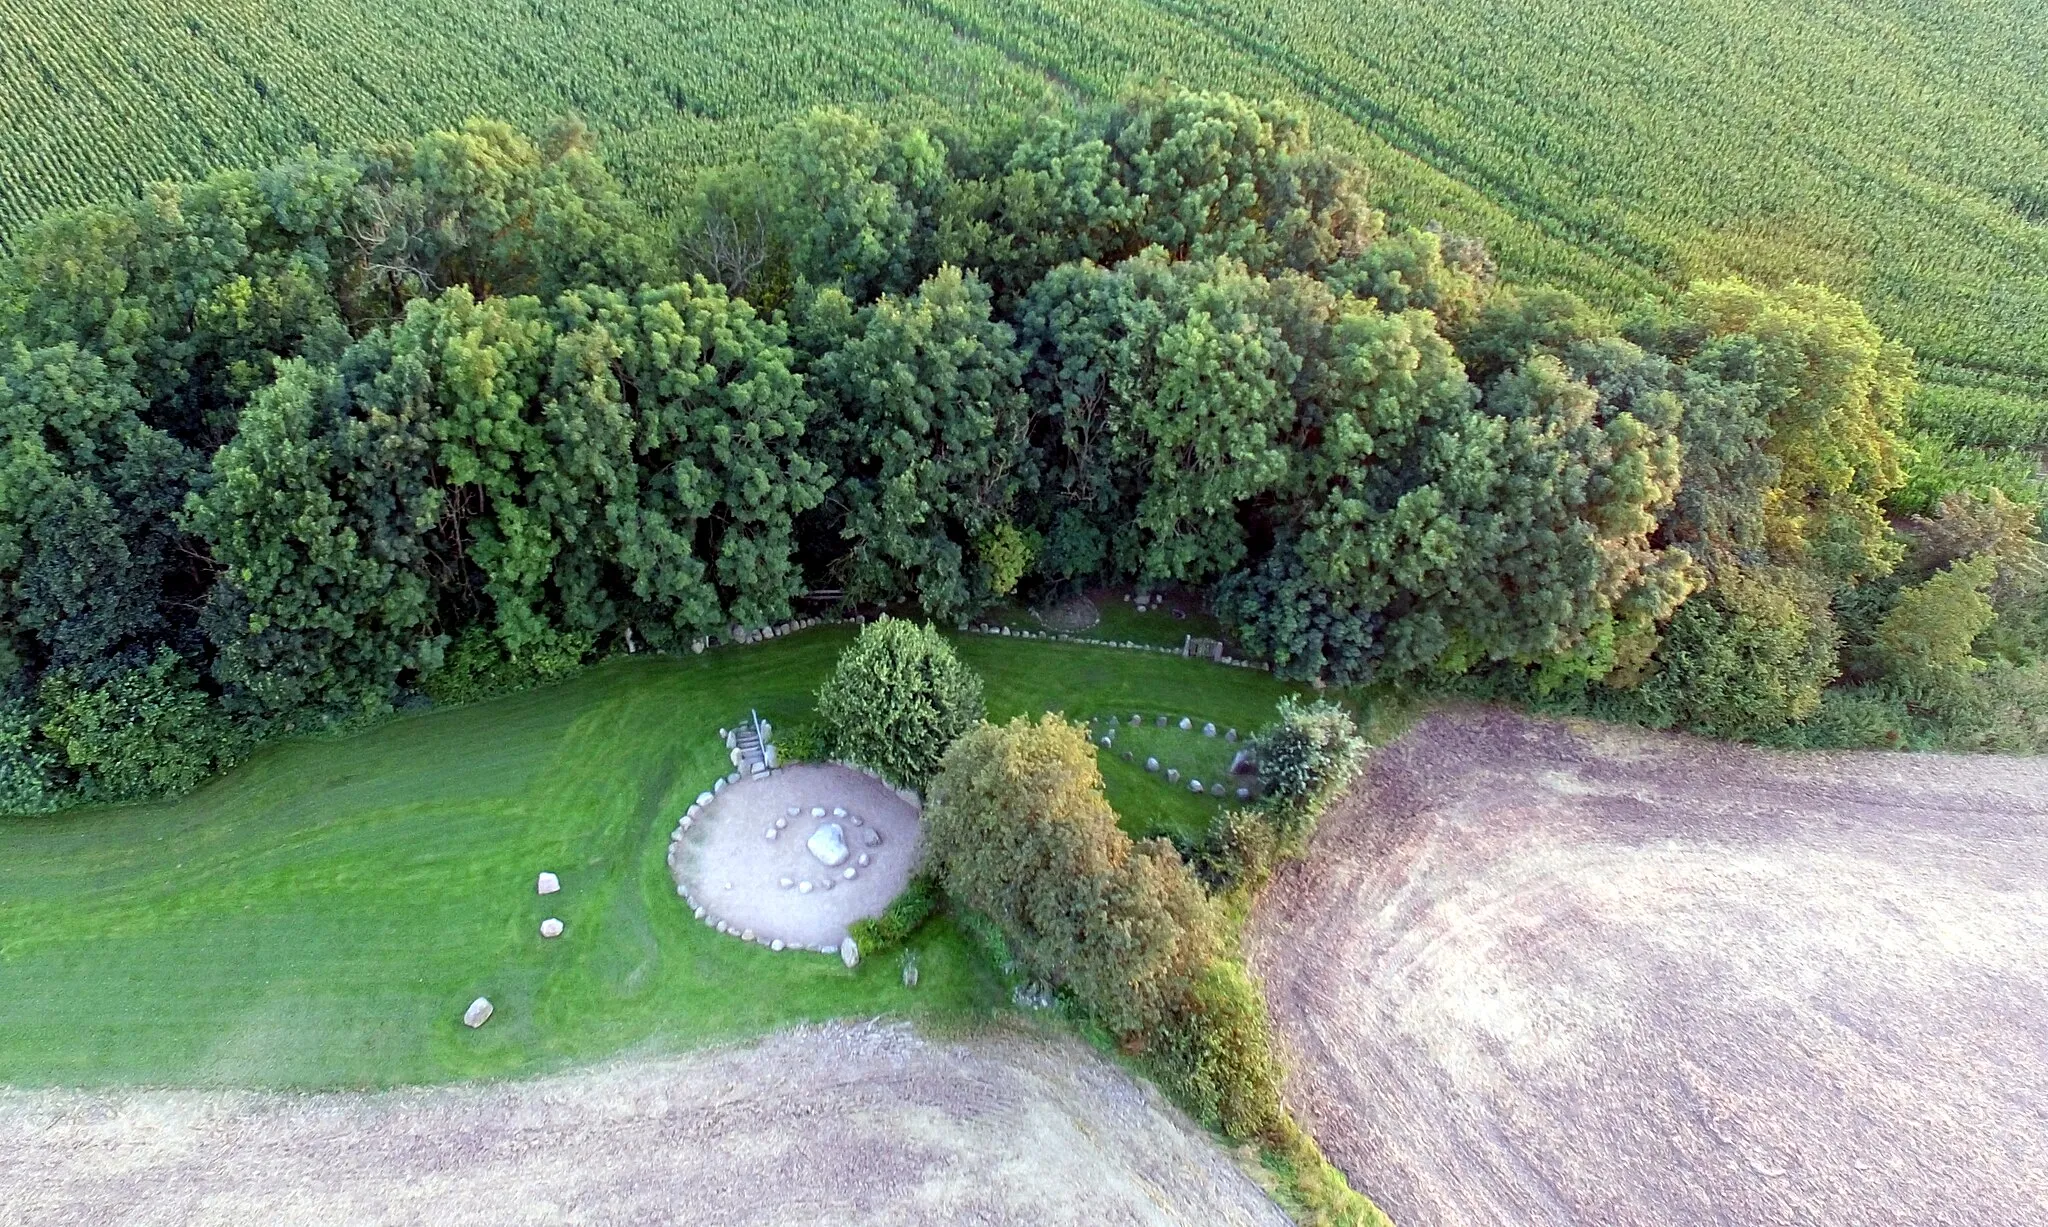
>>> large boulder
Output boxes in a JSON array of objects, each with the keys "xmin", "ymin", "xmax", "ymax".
[
  {"xmin": 808, "ymin": 823, "xmax": 850, "ymax": 866},
  {"xmin": 463, "ymin": 997, "xmax": 494, "ymax": 1028}
]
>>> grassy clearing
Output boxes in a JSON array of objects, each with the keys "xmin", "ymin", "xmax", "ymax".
[{"xmin": 0, "ymin": 629, "xmax": 1304, "ymax": 1088}]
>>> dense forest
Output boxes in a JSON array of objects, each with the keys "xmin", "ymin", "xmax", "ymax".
[{"xmin": 3, "ymin": 91, "xmax": 2044, "ymax": 812}]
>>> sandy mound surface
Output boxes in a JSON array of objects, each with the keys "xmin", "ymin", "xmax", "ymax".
[
  {"xmin": 1249, "ymin": 706, "xmax": 2048, "ymax": 1227},
  {"xmin": 677, "ymin": 763, "xmax": 922, "ymax": 949},
  {"xmin": 0, "ymin": 1023, "xmax": 1286, "ymax": 1227}
]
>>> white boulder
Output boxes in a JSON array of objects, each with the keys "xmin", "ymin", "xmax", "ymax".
[
  {"xmin": 537, "ymin": 872, "xmax": 561, "ymax": 895},
  {"xmin": 808, "ymin": 822, "xmax": 850, "ymax": 867},
  {"xmin": 463, "ymin": 997, "xmax": 494, "ymax": 1028},
  {"xmin": 540, "ymin": 918, "xmax": 563, "ymax": 938},
  {"xmin": 840, "ymin": 937, "xmax": 860, "ymax": 968}
]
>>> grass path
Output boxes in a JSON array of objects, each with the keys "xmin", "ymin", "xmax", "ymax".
[{"xmin": 0, "ymin": 628, "xmax": 1305, "ymax": 1088}]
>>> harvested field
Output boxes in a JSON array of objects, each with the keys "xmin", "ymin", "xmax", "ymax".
[
  {"xmin": 1249, "ymin": 706, "xmax": 2048, "ymax": 1227},
  {"xmin": 0, "ymin": 1022, "xmax": 1286, "ymax": 1227}
]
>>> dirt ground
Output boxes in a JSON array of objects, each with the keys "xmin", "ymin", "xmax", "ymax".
[
  {"xmin": 1248, "ymin": 706, "xmax": 2048, "ymax": 1227},
  {"xmin": 677, "ymin": 763, "xmax": 923, "ymax": 950},
  {"xmin": 0, "ymin": 1022, "xmax": 1287, "ymax": 1227}
]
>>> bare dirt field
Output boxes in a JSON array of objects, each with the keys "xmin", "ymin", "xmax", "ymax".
[
  {"xmin": 0, "ymin": 1021, "xmax": 1286, "ymax": 1227},
  {"xmin": 677, "ymin": 763, "xmax": 923, "ymax": 950},
  {"xmin": 1249, "ymin": 706, "xmax": 2048, "ymax": 1227}
]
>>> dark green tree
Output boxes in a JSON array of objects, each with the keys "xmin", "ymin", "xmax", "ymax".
[{"xmin": 814, "ymin": 616, "xmax": 985, "ymax": 788}]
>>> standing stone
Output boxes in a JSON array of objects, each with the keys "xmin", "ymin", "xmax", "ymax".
[
  {"xmin": 693, "ymin": 906, "xmax": 706, "ymax": 919},
  {"xmin": 799, "ymin": 881, "xmax": 814, "ymax": 894},
  {"xmin": 764, "ymin": 746, "xmax": 779, "ymax": 769},
  {"xmin": 1167, "ymin": 768, "xmax": 1180, "ymax": 784},
  {"xmin": 1237, "ymin": 787, "xmax": 1252, "ymax": 800},
  {"xmin": 772, "ymin": 940, "xmax": 785, "ymax": 952},
  {"xmin": 741, "ymin": 928, "xmax": 755, "ymax": 943},
  {"xmin": 840, "ymin": 937, "xmax": 861, "ymax": 968},
  {"xmin": 1178, "ymin": 717, "xmax": 1192, "ymax": 730},
  {"xmin": 765, "ymin": 827, "xmax": 778, "ymax": 841},
  {"xmin": 463, "ymin": 998, "xmax": 494, "ymax": 1028},
  {"xmin": 713, "ymin": 778, "xmax": 726, "ymax": 794},
  {"xmin": 902, "ymin": 961, "xmax": 920, "ymax": 988},
  {"xmin": 858, "ymin": 853, "xmax": 870, "ymax": 867},
  {"xmin": 540, "ymin": 918, "xmax": 564, "ymax": 938},
  {"xmin": 1189, "ymin": 778, "xmax": 1204, "ymax": 793},
  {"xmin": 1146, "ymin": 757, "xmax": 1159, "ymax": 772},
  {"xmin": 1210, "ymin": 782, "xmax": 1225, "ymax": 796},
  {"xmin": 1225, "ymin": 728, "xmax": 1238, "ymax": 742},
  {"xmin": 537, "ymin": 872, "xmax": 561, "ymax": 895},
  {"xmin": 1203, "ymin": 722, "xmax": 1217, "ymax": 737},
  {"xmin": 1156, "ymin": 715, "xmax": 1168, "ymax": 727},
  {"xmin": 1130, "ymin": 714, "xmax": 1141, "ymax": 726}
]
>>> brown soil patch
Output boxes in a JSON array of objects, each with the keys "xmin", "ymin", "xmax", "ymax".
[
  {"xmin": 677, "ymin": 763, "xmax": 922, "ymax": 949},
  {"xmin": 1248, "ymin": 706, "xmax": 2048, "ymax": 1227},
  {"xmin": 0, "ymin": 1022, "xmax": 1287, "ymax": 1226}
]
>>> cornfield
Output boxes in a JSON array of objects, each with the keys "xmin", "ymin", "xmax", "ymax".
[{"xmin": 3, "ymin": 0, "xmax": 2044, "ymax": 416}]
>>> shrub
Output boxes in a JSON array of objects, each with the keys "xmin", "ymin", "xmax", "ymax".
[
  {"xmin": 35, "ymin": 647, "xmax": 241, "ymax": 803},
  {"xmin": 0, "ymin": 695, "xmax": 61, "ymax": 814},
  {"xmin": 773, "ymin": 720, "xmax": 824, "ymax": 764},
  {"xmin": 1877, "ymin": 557, "xmax": 1997, "ymax": 684},
  {"xmin": 1153, "ymin": 960, "xmax": 1287, "ymax": 1142},
  {"xmin": 1198, "ymin": 807, "xmax": 1280, "ymax": 895},
  {"xmin": 1636, "ymin": 567, "xmax": 1840, "ymax": 737},
  {"xmin": 422, "ymin": 624, "xmax": 591, "ymax": 707},
  {"xmin": 924, "ymin": 714, "xmax": 1215, "ymax": 1038},
  {"xmin": 847, "ymin": 873, "xmax": 941, "ymax": 956},
  {"xmin": 1250, "ymin": 697, "xmax": 1367, "ymax": 842},
  {"xmin": 815, "ymin": 617, "xmax": 985, "ymax": 788}
]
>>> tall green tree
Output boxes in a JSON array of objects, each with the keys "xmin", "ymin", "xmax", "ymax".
[
  {"xmin": 800, "ymin": 266, "xmax": 1029, "ymax": 618},
  {"xmin": 185, "ymin": 361, "xmax": 443, "ymax": 722}
]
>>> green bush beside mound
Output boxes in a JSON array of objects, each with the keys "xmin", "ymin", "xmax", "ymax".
[{"xmin": 815, "ymin": 618, "xmax": 985, "ymax": 789}]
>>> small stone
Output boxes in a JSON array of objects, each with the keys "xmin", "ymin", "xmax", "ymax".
[
  {"xmin": 820, "ymin": 945, "xmax": 838, "ymax": 955},
  {"xmin": 718, "ymin": 727, "xmax": 730, "ymax": 741},
  {"xmin": 820, "ymin": 878, "xmax": 834, "ymax": 891},
  {"xmin": 693, "ymin": 906, "xmax": 706, "ymax": 919},
  {"xmin": 1225, "ymin": 728, "xmax": 1238, "ymax": 742},
  {"xmin": 1203, "ymin": 722, "xmax": 1217, "ymax": 737},
  {"xmin": 780, "ymin": 877, "xmax": 794, "ymax": 889},
  {"xmin": 1156, "ymin": 715, "xmax": 1168, "ymax": 727},
  {"xmin": 1189, "ymin": 778, "xmax": 1204, "ymax": 793},
  {"xmin": 1122, "ymin": 750, "xmax": 1133, "ymax": 762},
  {"xmin": 713, "ymin": 779, "xmax": 726, "ymax": 794},
  {"xmin": 850, "ymin": 815, "xmax": 863, "ymax": 826},
  {"xmin": 463, "ymin": 997, "xmax": 494, "ymax": 1028},
  {"xmin": 787, "ymin": 806, "xmax": 800, "ymax": 816},
  {"xmin": 772, "ymin": 940, "xmax": 785, "ymax": 952},
  {"xmin": 1210, "ymin": 782, "xmax": 1225, "ymax": 796},
  {"xmin": 741, "ymin": 928, "xmax": 755, "ymax": 942},
  {"xmin": 1179, "ymin": 717, "xmax": 1192, "ymax": 730},
  {"xmin": 717, "ymin": 921, "xmax": 729, "ymax": 934},
  {"xmin": 1130, "ymin": 714, "xmax": 1141, "ymax": 726},
  {"xmin": 537, "ymin": 872, "xmax": 561, "ymax": 895},
  {"xmin": 1100, "ymin": 736, "xmax": 1112, "ymax": 748},
  {"xmin": 841, "ymin": 937, "xmax": 860, "ymax": 968},
  {"xmin": 540, "ymin": 917, "xmax": 564, "ymax": 938},
  {"xmin": 727, "ymin": 772, "xmax": 740, "ymax": 784},
  {"xmin": 832, "ymin": 807, "xmax": 847, "ymax": 818},
  {"xmin": 697, "ymin": 792, "xmax": 714, "ymax": 807},
  {"xmin": 811, "ymin": 807, "xmax": 825, "ymax": 818},
  {"xmin": 1167, "ymin": 768, "xmax": 1180, "ymax": 783},
  {"xmin": 843, "ymin": 867, "xmax": 857, "ymax": 880},
  {"xmin": 858, "ymin": 853, "xmax": 870, "ymax": 867},
  {"xmin": 1237, "ymin": 787, "xmax": 1252, "ymax": 800},
  {"xmin": 724, "ymin": 880, "xmax": 733, "ymax": 891},
  {"xmin": 676, "ymin": 884, "xmax": 688, "ymax": 897},
  {"xmin": 798, "ymin": 881, "xmax": 814, "ymax": 894},
  {"xmin": 903, "ymin": 962, "xmax": 920, "ymax": 988},
  {"xmin": 861, "ymin": 828, "xmax": 882, "ymax": 847},
  {"xmin": 765, "ymin": 827, "xmax": 777, "ymax": 841},
  {"xmin": 775, "ymin": 816, "xmax": 787, "ymax": 829},
  {"xmin": 1146, "ymin": 757, "xmax": 1159, "ymax": 772},
  {"xmin": 687, "ymin": 804, "xmax": 700, "ymax": 819}
]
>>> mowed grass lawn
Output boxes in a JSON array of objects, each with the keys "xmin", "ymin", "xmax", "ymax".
[{"xmin": 0, "ymin": 629, "xmax": 1307, "ymax": 1088}]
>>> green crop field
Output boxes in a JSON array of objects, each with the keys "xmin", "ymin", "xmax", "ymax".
[
  {"xmin": 4, "ymin": 0, "xmax": 2046, "ymax": 427},
  {"xmin": 0, "ymin": 629, "xmax": 1306, "ymax": 1088}
]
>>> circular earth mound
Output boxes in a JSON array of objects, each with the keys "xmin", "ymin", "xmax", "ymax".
[
  {"xmin": 1249, "ymin": 706, "xmax": 2048, "ymax": 1227},
  {"xmin": 676, "ymin": 762, "xmax": 922, "ymax": 950}
]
